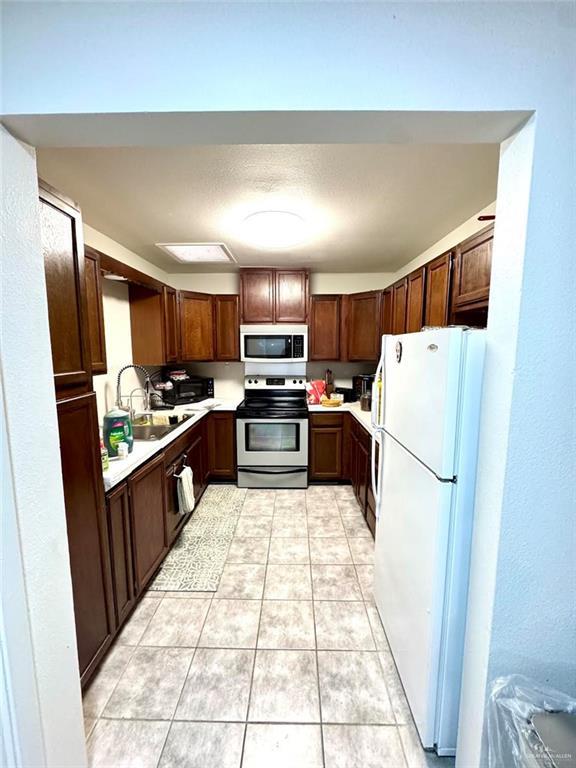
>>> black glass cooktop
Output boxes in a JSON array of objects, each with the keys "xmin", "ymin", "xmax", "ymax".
[{"xmin": 237, "ymin": 395, "xmax": 308, "ymax": 419}]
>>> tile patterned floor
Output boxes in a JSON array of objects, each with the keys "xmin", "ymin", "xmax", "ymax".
[{"xmin": 84, "ymin": 485, "xmax": 454, "ymax": 768}]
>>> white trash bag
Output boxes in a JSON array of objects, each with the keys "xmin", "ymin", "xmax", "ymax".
[{"xmin": 488, "ymin": 675, "xmax": 576, "ymax": 768}]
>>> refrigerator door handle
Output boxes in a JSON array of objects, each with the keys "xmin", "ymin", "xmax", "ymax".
[
  {"xmin": 371, "ymin": 337, "xmax": 386, "ymax": 431},
  {"xmin": 371, "ymin": 429, "xmax": 385, "ymax": 516}
]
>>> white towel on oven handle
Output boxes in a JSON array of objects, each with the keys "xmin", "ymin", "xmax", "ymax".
[{"xmin": 175, "ymin": 465, "xmax": 195, "ymax": 514}]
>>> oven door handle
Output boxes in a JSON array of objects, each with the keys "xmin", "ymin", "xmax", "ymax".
[{"xmin": 239, "ymin": 468, "xmax": 306, "ymax": 475}]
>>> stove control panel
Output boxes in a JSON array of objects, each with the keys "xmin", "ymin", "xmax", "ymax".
[{"xmin": 245, "ymin": 376, "xmax": 306, "ymax": 390}]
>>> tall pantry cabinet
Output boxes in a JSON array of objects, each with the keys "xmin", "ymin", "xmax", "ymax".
[{"xmin": 39, "ymin": 182, "xmax": 115, "ymax": 683}]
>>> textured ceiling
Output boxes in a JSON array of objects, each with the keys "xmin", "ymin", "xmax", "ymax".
[{"xmin": 36, "ymin": 143, "xmax": 498, "ymax": 273}]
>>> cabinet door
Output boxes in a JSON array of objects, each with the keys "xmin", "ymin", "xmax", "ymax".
[
  {"xmin": 391, "ymin": 279, "xmax": 408, "ymax": 335},
  {"xmin": 381, "ymin": 287, "xmax": 393, "ymax": 336},
  {"xmin": 130, "ymin": 285, "xmax": 166, "ymax": 365},
  {"xmin": 425, "ymin": 251, "xmax": 452, "ymax": 327},
  {"xmin": 106, "ymin": 482, "xmax": 135, "ymax": 626},
  {"xmin": 163, "ymin": 287, "xmax": 179, "ymax": 363},
  {"xmin": 179, "ymin": 292, "xmax": 214, "ymax": 361},
  {"xmin": 406, "ymin": 268, "xmax": 426, "ymax": 333},
  {"xmin": 84, "ymin": 247, "xmax": 107, "ymax": 375},
  {"xmin": 310, "ymin": 427, "xmax": 343, "ymax": 480},
  {"xmin": 452, "ymin": 226, "xmax": 493, "ymax": 309},
  {"xmin": 129, "ymin": 453, "xmax": 167, "ymax": 593},
  {"xmin": 356, "ymin": 438, "xmax": 370, "ymax": 514},
  {"xmin": 347, "ymin": 291, "xmax": 382, "ymax": 361},
  {"xmin": 208, "ymin": 412, "xmax": 237, "ymax": 480},
  {"xmin": 164, "ymin": 461, "xmax": 184, "ymax": 545},
  {"xmin": 349, "ymin": 431, "xmax": 359, "ymax": 496},
  {"xmin": 275, "ymin": 270, "xmax": 308, "ymax": 323},
  {"xmin": 310, "ymin": 295, "xmax": 341, "ymax": 360},
  {"xmin": 214, "ymin": 295, "xmax": 240, "ymax": 361},
  {"xmin": 40, "ymin": 185, "xmax": 92, "ymax": 396},
  {"xmin": 188, "ymin": 428, "xmax": 207, "ymax": 498},
  {"xmin": 240, "ymin": 270, "xmax": 275, "ymax": 323},
  {"xmin": 57, "ymin": 393, "xmax": 114, "ymax": 680}
]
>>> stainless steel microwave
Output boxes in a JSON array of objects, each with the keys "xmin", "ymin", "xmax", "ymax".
[{"xmin": 240, "ymin": 325, "xmax": 308, "ymax": 363}]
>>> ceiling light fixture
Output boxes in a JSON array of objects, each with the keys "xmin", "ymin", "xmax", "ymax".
[
  {"xmin": 156, "ymin": 243, "xmax": 236, "ymax": 263},
  {"xmin": 241, "ymin": 211, "xmax": 308, "ymax": 250}
]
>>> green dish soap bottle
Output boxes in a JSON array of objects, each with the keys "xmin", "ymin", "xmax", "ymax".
[{"xmin": 103, "ymin": 409, "xmax": 134, "ymax": 457}]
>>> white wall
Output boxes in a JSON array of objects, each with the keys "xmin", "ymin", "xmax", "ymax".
[
  {"xmin": 392, "ymin": 202, "xmax": 496, "ymax": 282},
  {"xmin": 0, "ymin": 127, "xmax": 87, "ymax": 767},
  {"xmin": 310, "ymin": 272, "xmax": 395, "ymax": 293},
  {"xmin": 84, "ymin": 224, "xmax": 167, "ymax": 283},
  {"xmin": 93, "ymin": 280, "xmax": 145, "ymax": 420},
  {"xmin": 3, "ymin": 5, "xmax": 575, "ymax": 767}
]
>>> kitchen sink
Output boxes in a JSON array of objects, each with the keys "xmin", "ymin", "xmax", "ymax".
[{"xmin": 132, "ymin": 414, "xmax": 191, "ymax": 441}]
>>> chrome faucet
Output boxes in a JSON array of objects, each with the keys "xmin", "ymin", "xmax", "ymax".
[{"xmin": 116, "ymin": 364, "xmax": 151, "ymax": 412}]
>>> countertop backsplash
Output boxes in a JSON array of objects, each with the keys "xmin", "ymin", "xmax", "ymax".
[{"xmin": 306, "ymin": 361, "xmax": 377, "ymax": 388}]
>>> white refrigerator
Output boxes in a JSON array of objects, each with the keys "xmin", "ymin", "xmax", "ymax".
[{"xmin": 371, "ymin": 327, "xmax": 486, "ymax": 756}]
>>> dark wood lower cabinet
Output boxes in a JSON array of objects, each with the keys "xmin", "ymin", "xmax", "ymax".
[
  {"xmin": 343, "ymin": 415, "xmax": 376, "ymax": 538},
  {"xmin": 309, "ymin": 414, "xmax": 344, "ymax": 480},
  {"xmin": 208, "ymin": 412, "xmax": 236, "ymax": 480},
  {"xmin": 106, "ymin": 482, "xmax": 135, "ymax": 626},
  {"xmin": 129, "ymin": 453, "xmax": 168, "ymax": 594},
  {"xmin": 311, "ymin": 412, "xmax": 375, "ymax": 539},
  {"xmin": 57, "ymin": 393, "xmax": 115, "ymax": 681},
  {"xmin": 94, "ymin": 410, "xmax": 231, "ymax": 681},
  {"xmin": 164, "ymin": 422, "xmax": 207, "ymax": 544}
]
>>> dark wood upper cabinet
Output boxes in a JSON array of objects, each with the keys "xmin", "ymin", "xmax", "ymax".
[
  {"xmin": 130, "ymin": 284, "xmax": 180, "ymax": 365},
  {"xmin": 208, "ymin": 412, "xmax": 236, "ymax": 480},
  {"xmin": 425, "ymin": 251, "xmax": 452, "ymax": 327},
  {"xmin": 406, "ymin": 267, "xmax": 426, "ymax": 333},
  {"xmin": 347, "ymin": 291, "xmax": 382, "ymax": 361},
  {"xmin": 129, "ymin": 453, "xmax": 168, "ymax": 594},
  {"xmin": 84, "ymin": 246, "xmax": 107, "ymax": 375},
  {"xmin": 391, "ymin": 279, "xmax": 408, "ymax": 335},
  {"xmin": 240, "ymin": 268, "xmax": 308, "ymax": 324},
  {"xmin": 57, "ymin": 393, "xmax": 115, "ymax": 680},
  {"xmin": 106, "ymin": 482, "xmax": 135, "ymax": 627},
  {"xmin": 163, "ymin": 287, "xmax": 179, "ymax": 363},
  {"xmin": 214, "ymin": 295, "xmax": 240, "ymax": 361},
  {"xmin": 179, "ymin": 291, "xmax": 214, "ymax": 361},
  {"xmin": 381, "ymin": 287, "xmax": 393, "ymax": 335},
  {"xmin": 310, "ymin": 295, "xmax": 341, "ymax": 360},
  {"xmin": 240, "ymin": 269, "xmax": 275, "ymax": 323},
  {"xmin": 129, "ymin": 284, "xmax": 166, "ymax": 365},
  {"xmin": 274, "ymin": 270, "xmax": 308, "ymax": 323},
  {"xmin": 40, "ymin": 183, "xmax": 92, "ymax": 396},
  {"xmin": 452, "ymin": 225, "xmax": 494, "ymax": 310}
]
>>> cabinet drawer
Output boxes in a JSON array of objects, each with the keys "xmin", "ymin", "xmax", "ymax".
[
  {"xmin": 163, "ymin": 429, "xmax": 194, "ymax": 467},
  {"xmin": 310, "ymin": 412, "xmax": 345, "ymax": 428},
  {"xmin": 350, "ymin": 415, "xmax": 371, "ymax": 449}
]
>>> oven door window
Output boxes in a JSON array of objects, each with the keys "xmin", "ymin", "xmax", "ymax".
[
  {"xmin": 244, "ymin": 335, "xmax": 291, "ymax": 359},
  {"xmin": 246, "ymin": 422, "xmax": 300, "ymax": 452}
]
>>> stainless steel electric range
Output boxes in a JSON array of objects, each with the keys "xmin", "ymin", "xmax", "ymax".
[{"xmin": 236, "ymin": 375, "xmax": 308, "ymax": 488}]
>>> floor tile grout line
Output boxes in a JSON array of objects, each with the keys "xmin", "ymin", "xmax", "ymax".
[
  {"xmin": 239, "ymin": 493, "xmax": 272, "ymax": 768},
  {"xmin": 84, "ymin": 486, "xmax": 381, "ymax": 765},
  {"xmin": 88, "ymin": 597, "xmax": 163, "ymax": 729},
  {"xmin": 85, "ymin": 642, "xmax": 137, "ymax": 725},
  {"xmin": 307, "ymin": 501, "xmax": 326, "ymax": 768},
  {"xmin": 153, "ymin": 592, "xmax": 215, "ymax": 768},
  {"xmin": 119, "ymin": 643, "xmax": 384, "ymax": 652},
  {"xmin": 97, "ymin": 715, "xmax": 400, "ymax": 727}
]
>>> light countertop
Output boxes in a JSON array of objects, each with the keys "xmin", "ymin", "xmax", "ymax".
[
  {"xmin": 102, "ymin": 399, "xmax": 240, "ymax": 492},
  {"xmin": 103, "ymin": 397, "xmax": 378, "ymax": 492}
]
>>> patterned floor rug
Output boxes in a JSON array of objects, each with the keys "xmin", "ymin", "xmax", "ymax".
[{"xmin": 148, "ymin": 485, "xmax": 246, "ymax": 592}]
